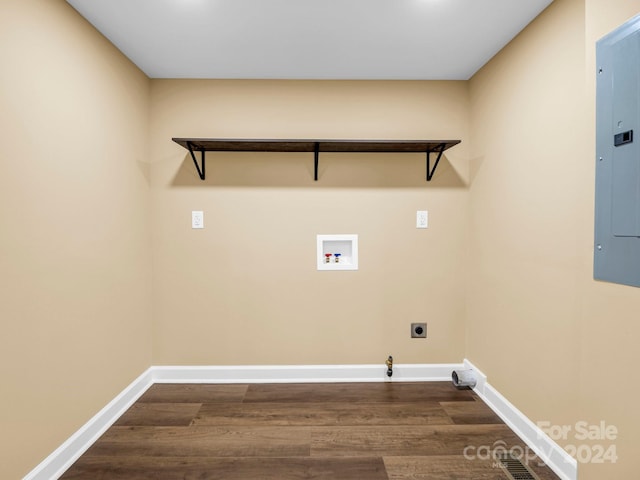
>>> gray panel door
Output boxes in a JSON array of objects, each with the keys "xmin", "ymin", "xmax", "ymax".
[{"xmin": 595, "ymin": 14, "xmax": 640, "ymax": 287}]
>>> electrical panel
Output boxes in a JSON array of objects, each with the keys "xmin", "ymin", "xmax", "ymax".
[{"xmin": 595, "ymin": 14, "xmax": 640, "ymax": 287}]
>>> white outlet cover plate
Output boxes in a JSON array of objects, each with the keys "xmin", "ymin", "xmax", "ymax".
[
  {"xmin": 192, "ymin": 211, "xmax": 204, "ymax": 229},
  {"xmin": 417, "ymin": 210, "xmax": 428, "ymax": 229}
]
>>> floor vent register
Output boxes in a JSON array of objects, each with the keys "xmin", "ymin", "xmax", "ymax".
[{"xmin": 495, "ymin": 453, "xmax": 541, "ymax": 480}]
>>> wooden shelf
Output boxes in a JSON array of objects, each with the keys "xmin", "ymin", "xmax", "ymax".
[{"xmin": 172, "ymin": 138, "xmax": 461, "ymax": 181}]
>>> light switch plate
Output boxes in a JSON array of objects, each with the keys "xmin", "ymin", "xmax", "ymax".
[
  {"xmin": 192, "ymin": 211, "xmax": 204, "ymax": 229},
  {"xmin": 416, "ymin": 210, "xmax": 428, "ymax": 229}
]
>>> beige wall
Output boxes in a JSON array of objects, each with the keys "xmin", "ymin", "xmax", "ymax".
[
  {"xmin": 582, "ymin": 2, "xmax": 640, "ymax": 479},
  {"xmin": 0, "ymin": 1, "xmax": 153, "ymax": 478},
  {"xmin": 469, "ymin": 0, "xmax": 640, "ymax": 478},
  {"xmin": 7, "ymin": 0, "xmax": 640, "ymax": 478},
  {"xmin": 150, "ymin": 80, "xmax": 469, "ymax": 365}
]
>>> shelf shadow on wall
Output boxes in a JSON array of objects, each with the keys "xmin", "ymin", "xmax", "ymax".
[{"xmin": 171, "ymin": 152, "xmax": 466, "ymax": 188}]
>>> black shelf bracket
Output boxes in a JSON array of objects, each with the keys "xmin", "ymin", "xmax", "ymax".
[
  {"xmin": 187, "ymin": 141, "xmax": 206, "ymax": 180},
  {"xmin": 314, "ymin": 142, "xmax": 320, "ymax": 181},
  {"xmin": 426, "ymin": 143, "xmax": 447, "ymax": 182}
]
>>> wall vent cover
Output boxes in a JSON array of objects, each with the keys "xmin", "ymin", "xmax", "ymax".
[{"xmin": 496, "ymin": 453, "xmax": 540, "ymax": 480}]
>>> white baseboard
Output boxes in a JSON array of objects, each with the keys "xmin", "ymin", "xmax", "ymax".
[
  {"xmin": 24, "ymin": 362, "xmax": 460, "ymax": 479},
  {"xmin": 151, "ymin": 363, "xmax": 464, "ymax": 384},
  {"xmin": 23, "ymin": 368, "xmax": 154, "ymax": 480},
  {"xmin": 463, "ymin": 359, "xmax": 578, "ymax": 480},
  {"xmin": 25, "ymin": 361, "xmax": 577, "ymax": 480}
]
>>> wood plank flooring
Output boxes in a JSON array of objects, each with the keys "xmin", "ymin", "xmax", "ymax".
[{"xmin": 60, "ymin": 382, "xmax": 561, "ymax": 479}]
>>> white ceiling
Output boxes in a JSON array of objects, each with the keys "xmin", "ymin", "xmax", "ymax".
[{"xmin": 66, "ymin": 0, "xmax": 554, "ymax": 80}]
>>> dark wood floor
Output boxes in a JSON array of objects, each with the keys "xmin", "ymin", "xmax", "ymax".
[{"xmin": 60, "ymin": 382, "xmax": 560, "ymax": 479}]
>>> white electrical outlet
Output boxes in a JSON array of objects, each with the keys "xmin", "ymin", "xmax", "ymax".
[
  {"xmin": 416, "ymin": 210, "xmax": 428, "ymax": 229},
  {"xmin": 192, "ymin": 211, "xmax": 204, "ymax": 229}
]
